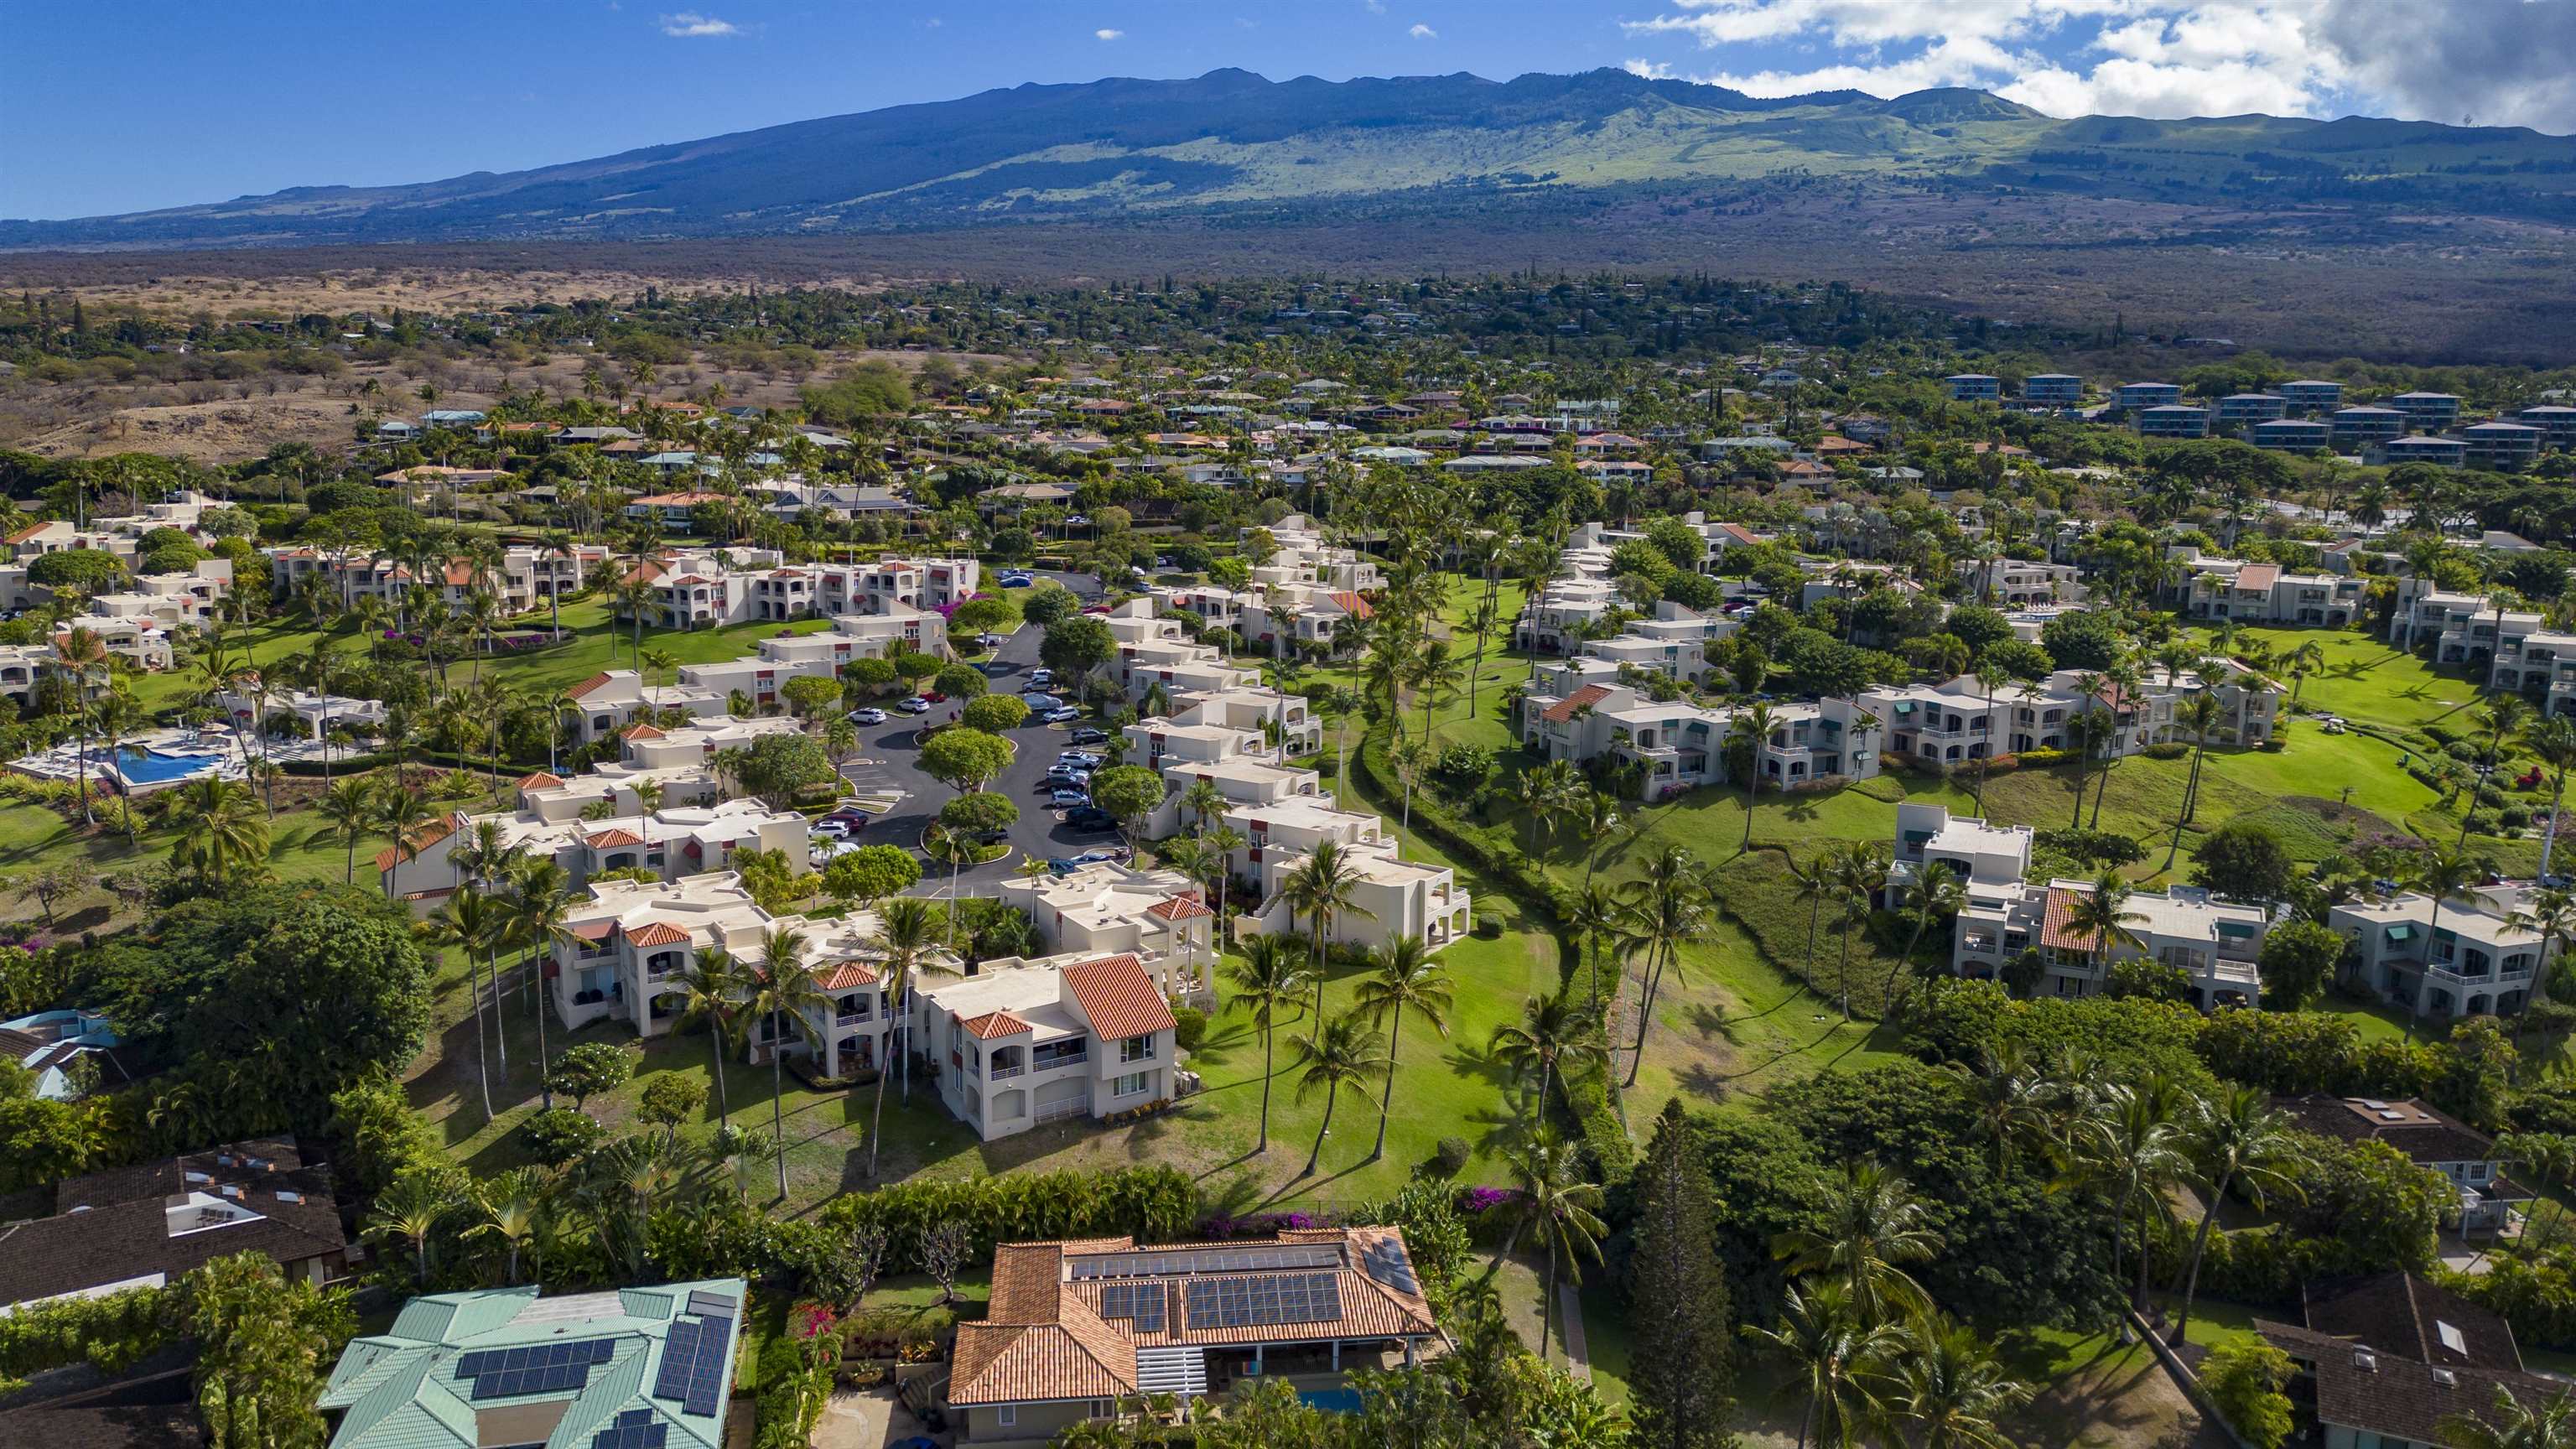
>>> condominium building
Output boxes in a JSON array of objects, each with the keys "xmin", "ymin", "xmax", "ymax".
[
  {"xmin": 265, "ymin": 541, "xmax": 598, "ymax": 612},
  {"xmin": 2389, "ymin": 581, "xmax": 2545, "ymax": 661},
  {"xmin": 2116, "ymin": 382, "xmax": 2184, "ymax": 412},
  {"xmin": 2022, "ymin": 373, "xmax": 2083, "ymax": 404},
  {"xmin": 1103, "ymin": 601, "xmax": 1265, "ymax": 704},
  {"xmin": 2391, "ymin": 392, "xmax": 2463, "ymax": 430},
  {"xmin": 2168, "ymin": 548, "xmax": 2365, "ymax": 626},
  {"xmin": 1226, "ymin": 796, "xmax": 1472, "ymax": 955},
  {"xmin": 2367, "ymin": 435, "xmax": 2467, "ymax": 469},
  {"xmin": 562, "ymin": 609, "xmax": 949, "ymax": 745},
  {"xmin": 1961, "ymin": 558, "xmax": 2086, "ymax": 608},
  {"xmin": 2329, "ymin": 886, "xmax": 2544, "ymax": 1021},
  {"xmin": 1123, "ymin": 693, "xmax": 1327, "ymax": 835},
  {"xmin": 2136, "ymin": 405, "xmax": 2212, "ymax": 439},
  {"xmin": 2330, "ymin": 407, "xmax": 2407, "ymax": 447},
  {"xmin": 2277, "ymin": 380, "xmax": 2345, "ymax": 412},
  {"xmin": 1945, "ymin": 373, "xmax": 2002, "ymax": 401},
  {"xmin": 2520, "ymin": 406, "xmax": 2576, "ymax": 449},
  {"xmin": 378, "ymin": 794, "xmax": 810, "ymax": 902},
  {"xmin": 1955, "ymin": 876, "xmax": 2271, "ymax": 1007},
  {"xmin": 2215, "ymin": 393, "xmax": 2289, "ymax": 428},
  {"xmin": 997, "ymin": 862, "xmax": 1218, "ymax": 985},
  {"xmin": 548, "ymin": 872, "xmax": 780, "ymax": 1039},
  {"xmin": 2248, "ymin": 418, "xmax": 2333, "ymax": 453},
  {"xmin": 911, "ymin": 950, "xmax": 1182, "ymax": 1140},
  {"xmin": 944, "ymin": 1228, "xmax": 1437, "ymax": 1441},
  {"xmin": 1861, "ymin": 663, "xmax": 2279, "ymax": 763},
  {"xmin": 1518, "ymin": 666, "xmax": 1884, "ymax": 800},
  {"xmin": 2462, "ymin": 421, "xmax": 2546, "ymax": 471}
]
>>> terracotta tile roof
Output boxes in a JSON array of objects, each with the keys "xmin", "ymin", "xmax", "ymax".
[
  {"xmin": 571, "ymin": 920, "xmax": 616, "ymax": 942},
  {"xmin": 1540, "ymin": 684, "xmax": 1613, "ymax": 724},
  {"xmin": 3, "ymin": 522, "xmax": 51, "ymax": 546},
  {"xmin": 372, "ymin": 815, "xmax": 457, "ymax": 873},
  {"xmin": 961, "ymin": 1010, "xmax": 1033, "ymax": 1041},
  {"xmin": 1327, "ymin": 590, "xmax": 1374, "ymax": 619},
  {"xmin": 1716, "ymin": 522, "xmax": 1764, "ymax": 547},
  {"xmin": 2235, "ymin": 564, "xmax": 2281, "ymax": 592},
  {"xmin": 2039, "ymin": 886, "xmax": 2101, "ymax": 953},
  {"xmin": 564, "ymin": 672, "xmax": 616, "ymax": 701},
  {"xmin": 622, "ymin": 723, "xmax": 667, "ymax": 740},
  {"xmin": 585, "ymin": 828, "xmax": 645, "ymax": 849},
  {"xmin": 1145, "ymin": 894, "xmax": 1211, "ymax": 922},
  {"xmin": 626, "ymin": 922, "xmax": 689, "ymax": 948},
  {"xmin": 517, "ymin": 771, "xmax": 565, "ymax": 790},
  {"xmin": 1062, "ymin": 954, "xmax": 1176, "ymax": 1041},
  {"xmin": 815, "ymin": 961, "xmax": 880, "ymax": 991}
]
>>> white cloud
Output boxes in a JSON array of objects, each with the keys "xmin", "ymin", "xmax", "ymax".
[
  {"xmin": 657, "ymin": 10, "xmax": 737, "ymax": 37},
  {"xmin": 1613, "ymin": 0, "xmax": 2576, "ymax": 129},
  {"xmin": 1095, "ymin": 27, "xmax": 1123, "ymax": 39},
  {"xmin": 1409, "ymin": 21, "xmax": 1436, "ymax": 38},
  {"xmin": 1364, "ymin": 0, "xmax": 1385, "ymax": 11},
  {"xmin": 1623, "ymin": 58, "xmax": 1676, "ymax": 80}
]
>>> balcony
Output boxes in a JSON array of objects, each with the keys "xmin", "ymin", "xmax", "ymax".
[{"xmin": 1030, "ymin": 1044, "xmax": 1090, "ymax": 1072}]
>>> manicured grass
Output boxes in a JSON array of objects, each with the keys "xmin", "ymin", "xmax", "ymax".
[{"xmin": 2231, "ymin": 625, "xmax": 2483, "ymax": 738}]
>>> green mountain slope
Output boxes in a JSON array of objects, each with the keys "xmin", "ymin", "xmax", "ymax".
[{"xmin": 6, "ymin": 68, "xmax": 2570, "ymax": 248}]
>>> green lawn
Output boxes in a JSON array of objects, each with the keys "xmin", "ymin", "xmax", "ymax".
[{"xmin": 2231, "ymin": 625, "xmax": 2484, "ymax": 738}]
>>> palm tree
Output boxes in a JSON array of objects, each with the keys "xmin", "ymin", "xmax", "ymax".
[
  {"xmin": 2283, "ymin": 639, "xmax": 2327, "ymax": 707},
  {"xmin": 2509, "ymin": 888, "xmax": 2576, "ymax": 1019},
  {"xmin": 675, "ymin": 950, "xmax": 745, "ymax": 1128},
  {"xmin": 2170, "ymin": 1085, "xmax": 2309, "ymax": 1344},
  {"xmin": 1223, "ymin": 935, "xmax": 1314, "ymax": 1156},
  {"xmin": 863, "ymin": 896, "xmax": 939, "ymax": 1178},
  {"xmin": 2074, "ymin": 1076, "xmax": 2194, "ymax": 1308},
  {"xmin": 2464, "ymin": 695, "xmax": 2537, "ymax": 848},
  {"xmin": 1620, "ymin": 845, "xmax": 1713, "ymax": 1086},
  {"xmin": 373, "ymin": 787, "xmax": 437, "ymax": 900},
  {"xmin": 1826, "ymin": 841, "xmax": 1890, "ymax": 1021},
  {"xmin": 368, "ymin": 1172, "xmax": 456, "ymax": 1289},
  {"xmin": 1181, "ymin": 778, "xmax": 1228, "ymax": 836},
  {"xmin": 1727, "ymin": 703, "xmax": 1781, "ymax": 852},
  {"xmin": 2162, "ymin": 691, "xmax": 2226, "ymax": 870},
  {"xmin": 2412, "ymin": 842, "xmax": 2494, "ymax": 1032},
  {"xmin": 315, "ymin": 777, "xmax": 378, "ymax": 886},
  {"xmin": 1566, "ymin": 882, "xmax": 1625, "ymax": 1006},
  {"xmin": 89, "ymin": 689, "xmax": 146, "ymax": 833},
  {"xmin": 1281, "ymin": 840, "xmax": 1373, "ymax": 1024},
  {"xmin": 1774, "ymin": 1160, "xmax": 1943, "ymax": 1324},
  {"xmin": 1885, "ymin": 1319, "xmax": 2032, "ymax": 1449},
  {"xmin": 1743, "ymin": 1280, "xmax": 1902, "ymax": 1449},
  {"xmin": 2437, "ymin": 1384, "xmax": 2576, "ymax": 1449},
  {"xmin": 468, "ymin": 1171, "xmax": 544, "ymax": 1286},
  {"xmin": 1895, "ymin": 860, "xmax": 1966, "ymax": 1003},
  {"xmin": 1500, "ymin": 1124, "xmax": 1608, "ymax": 1363},
  {"xmin": 1577, "ymin": 791, "xmax": 1623, "ymax": 889},
  {"xmin": 167, "ymin": 776, "xmax": 269, "ymax": 890},
  {"xmin": 1352, "ymin": 934, "xmax": 1452, "ymax": 1162},
  {"xmin": 2527, "ymin": 715, "xmax": 2576, "ymax": 880},
  {"xmin": 1942, "ymin": 1043, "xmax": 2045, "ymax": 1174},
  {"xmin": 1490, "ymin": 989, "xmax": 1607, "ymax": 1107},
  {"xmin": 504, "ymin": 862, "xmax": 573, "ymax": 1103},
  {"xmin": 426, "ymin": 886, "xmax": 507, "ymax": 1121},
  {"xmin": 2064, "ymin": 870, "xmax": 2148, "ymax": 987},
  {"xmin": 747, "ymin": 925, "xmax": 821, "ymax": 1200},
  {"xmin": 1289, "ymin": 1009, "xmax": 1389, "ymax": 1177}
]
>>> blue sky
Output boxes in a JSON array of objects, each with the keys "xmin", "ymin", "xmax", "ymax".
[{"xmin": 6, "ymin": 0, "xmax": 2570, "ymax": 219}]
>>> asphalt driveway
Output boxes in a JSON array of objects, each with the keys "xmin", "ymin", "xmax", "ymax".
[{"xmin": 836, "ymin": 615, "xmax": 1124, "ymax": 903}]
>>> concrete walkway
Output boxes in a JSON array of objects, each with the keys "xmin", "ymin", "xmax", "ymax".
[
  {"xmin": 1556, "ymin": 1281, "xmax": 1592, "ymax": 1383},
  {"xmin": 812, "ymin": 1384, "xmax": 937, "ymax": 1448}
]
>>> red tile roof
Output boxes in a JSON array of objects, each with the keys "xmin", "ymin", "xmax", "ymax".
[
  {"xmin": 517, "ymin": 771, "xmax": 564, "ymax": 791},
  {"xmin": 372, "ymin": 815, "xmax": 457, "ymax": 873},
  {"xmin": 2235, "ymin": 564, "xmax": 2281, "ymax": 592},
  {"xmin": 626, "ymin": 922, "xmax": 689, "ymax": 948},
  {"xmin": 1540, "ymin": 684, "xmax": 1613, "ymax": 724},
  {"xmin": 571, "ymin": 920, "xmax": 616, "ymax": 942},
  {"xmin": 564, "ymin": 672, "xmax": 616, "ymax": 701},
  {"xmin": 1328, "ymin": 590, "xmax": 1374, "ymax": 619},
  {"xmin": 2040, "ymin": 886, "xmax": 2100, "ymax": 953},
  {"xmin": 815, "ymin": 961, "xmax": 881, "ymax": 991},
  {"xmin": 1062, "ymin": 954, "xmax": 1176, "ymax": 1041},
  {"xmin": 1145, "ymin": 894, "xmax": 1210, "ymax": 922},
  {"xmin": 585, "ymin": 828, "xmax": 645, "ymax": 849},
  {"xmin": 621, "ymin": 723, "xmax": 667, "ymax": 740},
  {"xmin": 961, "ymin": 1010, "xmax": 1033, "ymax": 1041}
]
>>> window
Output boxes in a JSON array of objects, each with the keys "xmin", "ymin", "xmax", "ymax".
[
  {"xmin": 996, "ymin": 1406, "xmax": 1016, "ymax": 1428},
  {"xmin": 1120, "ymin": 1034, "xmax": 1157, "ymax": 1064},
  {"xmin": 1114, "ymin": 1071, "xmax": 1150, "ymax": 1098}
]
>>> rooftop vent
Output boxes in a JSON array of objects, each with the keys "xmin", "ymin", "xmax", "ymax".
[
  {"xmin": 2355, "ymin": 1350, "xmax": 2379, "ymax": 1373},
  {"xmin": 2438, "ymin": 1322, "xmax": 2468, "ymax": 1355},
  {"xmin": 2432, "ymin": 1368, "xmax": 2459, "ymax": 1388}
]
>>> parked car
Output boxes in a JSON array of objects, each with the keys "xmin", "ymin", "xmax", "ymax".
[
  {"xmin": 1045, "ymin": 857, "xmax": 1082, "ymax": 876},
  {"xmin": 923, "ymin": 689, "xmax": 948, "ymax": 704},
  {"xmin": 1019, "ymin": 692, "xmax": 1061, "ymax": 709},
  {"xmin": 1043, "ymin": 770, "xmax": 1091, "ymax": 790},
  {"xmin": 1049, "ymin": 787, "xmax": 1090, "ymax": 808},
  {"xmin": 810, "ymin": 819, "xmax": 855, "ymax": 841},
  {"xmin": 1067, "ymin": 727, "xmax": 1109, "ymax": 745},
  {"xmin": 1072, "ymin": 848, "xmax": 1124, "ymax": 865},
  {"xmin": 1026, "ymin": 667, "xmax": 1053, "ymax": 686},
  {"xmin": 809, "ymin": 838, "xmax": 864, "ymax": 862},
  {"xmin": 1064, "ymin": 806, "xmax": 1119, "ymax": 831},
  {"xmin": 974, "ymin": 633, "xmax": 1006, "ymax": 649},
  {"xmin": 897, "ymin": 697, "xmax": 932, "ymax": 714},
  {"xmin": 848, "ymin": 707, "xmax": 887, "ymax": 725},
  {"xmin": 1042, "ymin": 706, "xmax": 1083, "ymax": 724},
  {"xmin": 822, "ymin": 808, "xmax": 870, "ymax": 828},
  {"xmin": 999, "ymin": 574, "xmax": 1034, "ymax": 589},
  {"xmin": 1057, "ymin": 750, "xmax": 1103, "ymax": 768}
]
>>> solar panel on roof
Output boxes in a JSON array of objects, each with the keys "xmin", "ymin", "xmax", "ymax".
[
  {"xmin": 652, "ymin": 1322, "xmax": 702, "ymax": 1404},
  {"xmin": 1360, "ymin": 1239, "xmax": 1420, "ymax": 1295},
  {"xmin": 686, "ymin": 1290, "xmax": 740, "ymax": 1317}
]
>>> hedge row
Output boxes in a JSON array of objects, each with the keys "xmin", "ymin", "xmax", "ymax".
[{"xmin": 813, "ymin": 1166, "xmax": 1200, "ymax": 1268}]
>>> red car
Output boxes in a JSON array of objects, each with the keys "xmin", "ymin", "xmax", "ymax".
[{"xmin": 923, "ymin": 690, "xmax": 948, "ymax": 704}]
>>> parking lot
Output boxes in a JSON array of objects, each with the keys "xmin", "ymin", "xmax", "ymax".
[{"xmin": 833, "ymin": 611, "xmax": 1125, "ymax": 899}]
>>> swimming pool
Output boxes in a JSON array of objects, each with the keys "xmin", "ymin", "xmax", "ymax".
[
  {"xmin": 1297, "ymin": 1388, "xmax": 1362, "ymax": 1414},
  {"xmin": 112, "ymin": 747, "xmax": 224, "ymax": 786}
]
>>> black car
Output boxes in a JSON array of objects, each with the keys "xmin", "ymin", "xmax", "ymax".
[
  {"xmin": 1064, "ymin": 806, "xmax": 1119, "ymax": 832},
  {"xmin": 1067, "ymin": 727, "xmax": 1109, "ymax": 745}
]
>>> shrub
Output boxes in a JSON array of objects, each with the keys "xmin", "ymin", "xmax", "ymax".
[
  {"xmin": 519, "ymin": 1108, "xmax": 607, "ymax": 1166},
  {"xmin": 1171, "ymin": 1006, "xmax": 1206, "ymax": 1053},
  {"xmin": 2142, "ymin": 740, "xmax": 2191, "ymax": 760},
  {"xmin": 2200, "ymin": 1337, "xmax": 2295, "ymax": 1449},
  {"xmin": 2466, "ymin": 812, "xmax": 2501, "ymax": 835},
  {"xmin": 2014, "ymin": 746, "xmax": 2069, "ymax": 766},
  {"xmin": 1431, "ymin": 1136, "xmax": 1472, "ymax": 1179},
  {"xmin": 2504, "ymin": 806, "xmax": 2532, "ymax": 829}
]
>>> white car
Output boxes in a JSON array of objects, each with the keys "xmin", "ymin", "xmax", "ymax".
[
  {"xmin": 897, "ymin": 697, "xmax": 932, "ymax": 714},
  {"xmin": 1043, "ymin": 706, "xmax": 1083, "ymax": 724},
  {"xmin": 810, "ymin": 819, "xmax": 854, "ymax": 840},
  {"xmin": 848, "ymin": 707, "xmax": 887, "ymax": 725},
  {"xmin": 1026, "ymin": 668, "xmax": 1054, "ymax": 686}
]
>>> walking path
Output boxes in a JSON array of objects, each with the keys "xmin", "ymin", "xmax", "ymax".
[{"xmin": 1556, "ymin": 1280, "xmax": 1592, "ymax": 1382}]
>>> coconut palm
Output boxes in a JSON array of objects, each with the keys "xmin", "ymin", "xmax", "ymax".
[
  {"xmin": 1289, "ymin": 1009, "xmax": 1389, "ymax": 1177},
  {"xmin": 2437, "ymin": 1384, "xmax": 2576, "ymax": 1449},
  {"xmin": 1619, "ymin": 844, "xmax": 1714, "ymax": 1086},
  {"xmin": 2283, "ymin": 639, "xmax": 2327, "ymax": 707},
  {"xmin": 1352, "ymin": 934, "xmax": 1452, "ymax": 1163},
  {"xmin": 1223, "ymin": 934, "xmax": 1314, "ymax": 1156},
  {"xmin": 1826, "ymin": 841, "xmax": 1891, "ymax": 1021},
  {"xmin": 1727, "ymin": 702, "xmax": 1781, "ymax": 851},
  {"xmin": 1942, "ymin": 1042, "xmax": 2047, "ymax": 1175},
  {"xmin": 2170, "ymin": 1085, "xmax": 2309, "ymax": 1344},
  {"xmin": 1743, "ymin": 1280, "xmax": 1902, "ymax": 1449},
  {"xmin": 1894, "ymin": 860, "xmax": 1966, "ymax": 1002},
  {"xmin": 2464, "ymin": 695, "xmax": 2537, "ymax": 848},
  {"xmin": 2413, "ymin": 842, "xmax": 2495, "ymax": 1032},
  {"xmin": 425, "ymin": 886, "xmax": 508, "ymax": 1122},
  {"xmin": 2527, "ymin": 715, "xmax": 2576, "ymax": 880},
  {"xmin": 1774, "ymin": 1160, "xmax": 1944, "ymax": 1325},
  {"xmin": 675, "ymin": 950, "xmax": 745, "ymax": 1128},
  {"xmin": 1281, "ymin": 839, "xmax": 1374, "ymax": 1023},
  {"xmin": 1577, "ymin": 791, "xmax": 1623, "ymax": 889},
  {"xmin": 314, "ymin": 777, "xmax": 379, "ymax": 886},
  {"xmin": 863, "ymin": 896, "xmax": 939, "ymax": 1178},
  {"xmin": 1566, "ymin": 881, "xmax": 1626, "ymax": 1006},
  {"xmin": 1499, "ymin": 1123, "xmax": 1607, "ymax": 1362},
  {"xmin": 1883, "ymin": 1318, "xmax": 2032, "ymax": 1449},
  {"xmin": 167, "ymin": 776, "xmax": 269, "ymax": 891},
  {"xmin": 1490, "ymin": 989, "xmax": 1607, "ymax": 1108},
  {"xmin": 746, "ymin": 925, "xmax": 821, "ymax": 1200},
  {"xmin": 1181, "ymin": 778, "xmax": 1228, "ymax": 835},
  {"xmin": 373, "ymin": 786, "xmax": 438, "ymax": 900},
  {"xmin": 504, "ymin": 862, "xmax": 574, "ymax": 1104},
  {"xmin": 2163, "ymin": 691, "xmax": 2227, "ymax": 870},
  {"xmin": 2071, "ymin": 1075, "xmax": 2194, "ymax": 1308},
  {"xmin": 2064, "ymin": 870, "xmax": 2149, "ymax": 985}
]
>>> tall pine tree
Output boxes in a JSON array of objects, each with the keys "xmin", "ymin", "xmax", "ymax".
[{"xmin": 1629, "ymin": 1098, "xmax": 1739, "ymax": 1449}]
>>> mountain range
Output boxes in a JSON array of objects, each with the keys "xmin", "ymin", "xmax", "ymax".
[{"xmin": 8, "ymin": 68, "xmax": 2573, "ymax": 250}]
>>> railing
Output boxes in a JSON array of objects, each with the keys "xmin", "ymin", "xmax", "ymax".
[
  {"xmin": 1035, "ymin": 1098, "xmax": 1090, "ymax": 1124},
  {"xmin": 835, "ymin": 1010, "xmax": 874, "ymax": 1026},
  {"xmin": 1031, "ymin": 1047, "xmax": 1089, "ymax": 1072},
  {"xmin": 989, "ymin": 1063, "xmax": 1026, "ymax": 1082}
]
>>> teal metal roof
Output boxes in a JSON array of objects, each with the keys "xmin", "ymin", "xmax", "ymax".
[{"xmin": 319, "ymin": 1279, "xmax": 746, "ymax": 1449}]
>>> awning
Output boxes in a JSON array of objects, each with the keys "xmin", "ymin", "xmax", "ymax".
[{"xmin": 2386, "ymin": 926, "xmax": 2412, "ymax": 941}]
